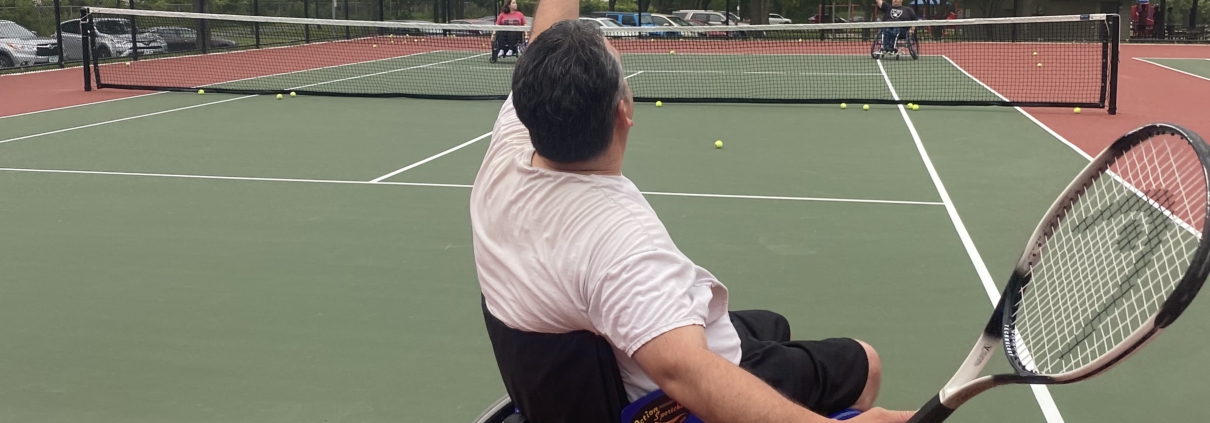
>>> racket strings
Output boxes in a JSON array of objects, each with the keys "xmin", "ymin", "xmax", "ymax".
[{"xmin": 1011, "ymin": 133, "xmax": 1206, "ymax": 375}]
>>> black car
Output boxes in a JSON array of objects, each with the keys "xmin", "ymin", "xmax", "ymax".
[{"xmin": 144, "ymin": 26, "xmax": 237, "ymax": 52}]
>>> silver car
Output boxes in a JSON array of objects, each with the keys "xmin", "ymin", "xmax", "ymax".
[
  {"xmin": 57, "ymin": 18, "xmax": 167, "ymax": 61},
  {"xmin": 0, "ymin": 20, "xmax": 59, "ymax": 68}
]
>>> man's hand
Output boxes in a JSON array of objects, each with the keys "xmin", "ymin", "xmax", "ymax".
[{"xmin": 845, "ymin": 407, "xmax": 914, "ymax": 423}]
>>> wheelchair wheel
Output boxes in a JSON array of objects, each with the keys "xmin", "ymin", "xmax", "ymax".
[
  {"xmin": 472, "ymin": 394, "xmax": 517, "ymax": 423},
  {"xmin": 906, "ymin": 32, "xmax": 919, "ymax": 60}
]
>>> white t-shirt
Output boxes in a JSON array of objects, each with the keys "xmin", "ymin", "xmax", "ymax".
[{"xmin": 470, "ymin": 96, "xmax": 743, "ymax": 401}]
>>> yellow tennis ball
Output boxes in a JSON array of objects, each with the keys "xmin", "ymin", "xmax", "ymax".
[
  {"xmin": 912, "ymin": 104, "xmax": 919, "ymax": 111},
  {"xmin": 715, "ymin": 140, "xmax": 723, "ymax": 149},
  {"xmin": 290, "ymin": 92, "xmax": 296, "ymax": 97},
  {"xmin": 1074, "ymin": 107, "xmax": 1081, "ymax": 114},
  {"xmin": 656, "ymin": 101, "xmax": 663, "ymax": 107},
  {"xmin": 907, "ymin": 103, "xmax": 914, "ymax": 108},
  {"xmin": 1033, "ymin": 51, "xmax": 1038, "ymax": 55},
  {"xmin": 1037, "ymin": 63, "xmax": 1042, "ymax": 67},
  {"xmin": 840, "ymin": 103, "xmax": 847, "ymax": 109},
  {"xmin": 197, "ymin": 89, "xmax": 204, "ymax": 95},
  {"xmin": 862, "ymin": 104, "xmax": 869, "ymax": 111},
  {"xmin": 670, "ymin": 50, "xmax": 675, "ymax": 54},
  {"xmin": 389, "ymin": 34, "xmax": 394, "ymax": 37},
  {"xmin": 373, "ymin": 44, "xmax": 377, "ymax": 48},
  {"xmin": 276, "ymin": 94, "xmax": 283, "ymax": 100},
  {"xmin": 125, "ymin": 61, "xmax": 130, "ymax": 66}
]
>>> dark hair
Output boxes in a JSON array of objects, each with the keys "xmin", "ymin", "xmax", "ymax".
[
  {"xmin": 501, "ymin": 0, "xmax": 515, "ymax": 13},
  {"xmin": 511, "ymin": 20, "xmax": 626, "ymax": 163}
]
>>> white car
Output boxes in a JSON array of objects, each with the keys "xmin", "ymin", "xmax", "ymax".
[
  {"xmin": 578, "ymin": 17, "xmax": 639, "ymax": 37},
  {"xmin": 670, "ymin": 10, "xmax": 746, "ymax": 26},
  {"xmin": 57, "ymin": 18, "xmax": 166, "ymax": 61},
  {"xmin": 0, "ymin": 20, "xmax": 58, "ymax": 68},
  {"xmin": 768, "ymin": 13, "xmax": 792, "ymax": 24}
]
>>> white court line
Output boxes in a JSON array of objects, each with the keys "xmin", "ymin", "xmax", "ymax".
[
  {"xmin": 1, "ymin": 54, "xmax": 488, "ymax": 146},
  {"xmin": 0, "ymin": 92, "xmax": 166, "ymax": 120},
  {"xmin": 369, "ymin": 132, "xmax": 491, "ymax": 182},
  {"xmin": 876, "ymin": 58, "xmax": 1066, "ymax": 423},
  {"xmin": 1134, "ymin": 58, "xmax": 1210, "ymax": 83},
  {"xmin": 0, "ymin": 167, "xmax": 943, "ymax": 206},
  {"xmin": 0, "ymin": 95, "xmax": 256, "ymax": 145}
]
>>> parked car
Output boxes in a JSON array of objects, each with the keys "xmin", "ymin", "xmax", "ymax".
[
  {"xmin": 683, "ymin": 18, "xmax": 728, "ymax": 37},
  {"xmin": 449, "ymin": 19, "xmax": 494, "ymax": 36},
  {"xmin": 144, "ymin": 26, "xmax": 236, "ymax": 52},
  {"xmin": 808, "ymin": 14, "xmax": 848, "ymax": 23},
  {"xmin": 767, "ymin": 13, "xmax": 793, "ymax": 24},
  {"xmin": 588, "ymin": 12, "xmax": 680, "ymax": 36},
  {"xmin": 579, "ymin": 16, "xmax": 639, "ymax": 37},
  {"xmin": 670, "ymin": 10, "xmax": 746, "ymax": 26},
  {"xmin": 383, "ymin": 20, "xmax": 444, "ymax": 36},
  {"xmin": 0, "ymin": 20, "xmax": 58, "ymax": 68},
  {"xmin": 57, "ymin": 18, "xmax": 167, "ymax": 61}
]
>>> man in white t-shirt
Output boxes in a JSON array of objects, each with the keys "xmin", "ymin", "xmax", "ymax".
[{"xmin": 469, "ymin": 1, "xmax": 914, "ymax": 422}]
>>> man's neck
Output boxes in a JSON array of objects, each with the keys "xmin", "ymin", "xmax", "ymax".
[{"xmin": 531, "ymin": 151, "xmax": 623, "ymax": 176}]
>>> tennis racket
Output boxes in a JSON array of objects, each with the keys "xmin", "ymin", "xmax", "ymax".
[{"xmin": 907, "ymin": 123, "xmax": 1210, "ymax": 423}]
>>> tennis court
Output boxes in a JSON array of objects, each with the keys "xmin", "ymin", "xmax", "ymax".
[{"xmin": 2, "ymin": 15, "xmax": 1209, "ymax": 423}]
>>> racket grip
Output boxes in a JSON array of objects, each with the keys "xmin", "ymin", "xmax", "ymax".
[{"xmin": 905, "ymin": 394, "xmax": 955, "ymax": 423}]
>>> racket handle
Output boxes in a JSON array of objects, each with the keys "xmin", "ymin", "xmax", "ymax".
[{"xmin": 905, "ymin": 394, "xmax": 955, "ymax": 423}]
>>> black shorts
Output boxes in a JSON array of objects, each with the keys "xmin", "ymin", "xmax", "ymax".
[{"xmin": 730, "ymin": 310, "xmax": 868, "ymax": 416}]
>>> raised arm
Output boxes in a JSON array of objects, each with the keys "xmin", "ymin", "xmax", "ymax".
[{"xmin": 529, "ymin": 0, "xmax": 578, "ymax": 41}]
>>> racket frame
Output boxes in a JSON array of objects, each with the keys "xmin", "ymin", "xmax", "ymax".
[{"xmin": 907, "ymin": 124, "xmax": 1210, "ymax": 423}]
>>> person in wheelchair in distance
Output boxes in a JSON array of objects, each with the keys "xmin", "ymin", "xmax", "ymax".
[
  {"xmin": 873, "ymin": 0, "xmax": 918, "ymax": 58},
  {"xmin": 490, "ymin": 0, "xmax": 527, "ymax": 63}
]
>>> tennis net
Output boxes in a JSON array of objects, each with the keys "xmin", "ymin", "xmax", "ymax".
[{"xmin": 79, "ymin": 7, "xmax": 1119, "ymax": 112}]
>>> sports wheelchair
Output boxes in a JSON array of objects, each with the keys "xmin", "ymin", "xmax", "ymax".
[
  {"xmin": 472, "ymin": 298, "xmax": 862, "ymax": 423},
  {"xmin": 870, "ymin": 27, "xmax": 918, "ymax": 60},
  {"xmin": 490, "ymin": 30, "xmax": 526, "ymax": 63}
]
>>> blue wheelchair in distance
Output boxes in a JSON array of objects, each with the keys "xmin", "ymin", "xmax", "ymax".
[{"xmin": 870, "ymin": 27, "xmax": 919, "ymax": 60}]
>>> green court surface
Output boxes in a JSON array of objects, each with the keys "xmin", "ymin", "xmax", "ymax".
[
  {"xmin": 3, "ymin": 58, "xmax": 1209, "ymax": 423},
  {"xmin": 1146, "ymin": 58, "xmax": 1210, "ymax": 80}
]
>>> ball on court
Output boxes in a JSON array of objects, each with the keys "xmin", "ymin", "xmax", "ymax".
[
  {"xmin": 656, "ymin": 101, "xmax": 663, "ymax": 107},
  {"xmin": 290, "ymin": 91, "xmax": 297, "ymax": 97},
  {"xmin": 1033, "ymin": 51, "xmax": 1038, "ymax": 55},
  {"xmin": 1037, "ymin": 63, "xmax": 1043, "ymax": 67},
  {"xmin": 907, "ymin": 103, "xmax": 914, "ymax": 109},
  {"xmin": 670, "ymin": 50, "xmax": 675, "ymax": 54},
  {"xmin": 125, "ymin": 61, "xmax": 130, "ymax": 66},
  {"xmin": 373, "ymin": 44, "xmax": 377, "ymax": 48},
  {"xmin": 862, "ymin": 104, "xmax": 869, "ymax": 111},
  {"xmin": 715, "ymin": 140, "xmax": 723, "ymax": 149},
  {"xmin": 840, "ymin": 103, "xmax": 847, "ymax": 109},
  {"xmin": 197, "ymin": 89, "xmax": 204, "ymax": 95},
  {"xmin": 1074, "ymin": 107, "xmax": 1081, "ymax": 114},
  {"xmin": 911, "ymin": 104, "xmax": 919, "ymax": 111},
  {"xmin": 276, "ymin": 93, "xmax": 283, "ymax": 100}
]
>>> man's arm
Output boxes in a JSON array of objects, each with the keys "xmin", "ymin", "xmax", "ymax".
[
  {"xmin": 875, "ymin": 0, "xmax": 885, "ymax": 12},
  {"xmin": 529, "ymin": 0, "xmax": 578, "ymax": 41},
  {"xmin": 633, "ymin": 326, "xmax": 914, "ymax": 423}
]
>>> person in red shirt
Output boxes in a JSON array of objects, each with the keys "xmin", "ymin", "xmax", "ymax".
[{"xmin": 491, "ymin": 0, "xmax": 527, "ymax": 63}]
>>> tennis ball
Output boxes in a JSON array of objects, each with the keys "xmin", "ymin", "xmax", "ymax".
[
  {"xmin": 912, "ymin": 104, "xmax": 919, "ymax": 111},
  {"xmin": 1037, "ymin": 63, "xmax": 1042, "ymax": 67},
  {"xmin": 290, "ymin": 91, "xmax": 296, "ymax": 97},
  {"xmin": 373, "ymin": 44, "xmax": 377, "ymax": 48},
  {"xmin": 862, "ymin": 104, "xmax": 869, "ymax": 111},
  {"xmin": 197, "ymin": 89, "xmax": 204, "ymax": 95},
  {"xmin": 670, "ymin": 50, "xmax": 675, "ymax": 54},
  {"xmin": 389, "ymin": 34, "xmax": 394, "ymax": 37},
  {"xmin": 276, "ymin": 93, "xmax": 283, "ymax": 100},
  {"xmin": 907, "ymin": 103, "xmax": 914, "ymax": 109},
  {"xmin": 656, "ymin": 101, "xmax": 663, "ymax": 107},
  {"xmin": 840, "ymin": 103, "xmax": 847, "ymax": 109},
  {"xmin": 715, "ymin": 140, "xmax": 723, "ymax": 149},
  {"xmin": 125, "ymin": 61, "xmax": 130, "ymax": 66},
  {"xmin": 1033, "ymin": 51, "xmax": 1038, "ymax": 55},
  {"xmin": 1074, "ymin": 107, "xmax": 1081, "ymax": 114}
]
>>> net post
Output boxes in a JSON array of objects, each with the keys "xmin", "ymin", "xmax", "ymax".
[
  {"xmin": 81, "ymin": 7, "xmax": 92, "ymax": 91},
  {"xmin": 344, "ymin": 0, "xmax": 350, "ymax": 39},
  {"xmin": 1108, "ymin": 14, "xmax": 1120, "ymax": 115},
  {"xmin": 253, "ymin": 0, "xmax": 261, "ymax": 48},
  {"xmin": 379, "ymin": 0, "xmax": 384, "ymax": 21},
  {"xmin": 304, "ymin": 0, "xmax": 311, "ymax": 43},
  {"xmin": 129, "ymin": 0, "xmax": 139, "ymax": 62},
  {"xmin": 54, "ymin": 0, "xmax": 65, "ymax": 68}
]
